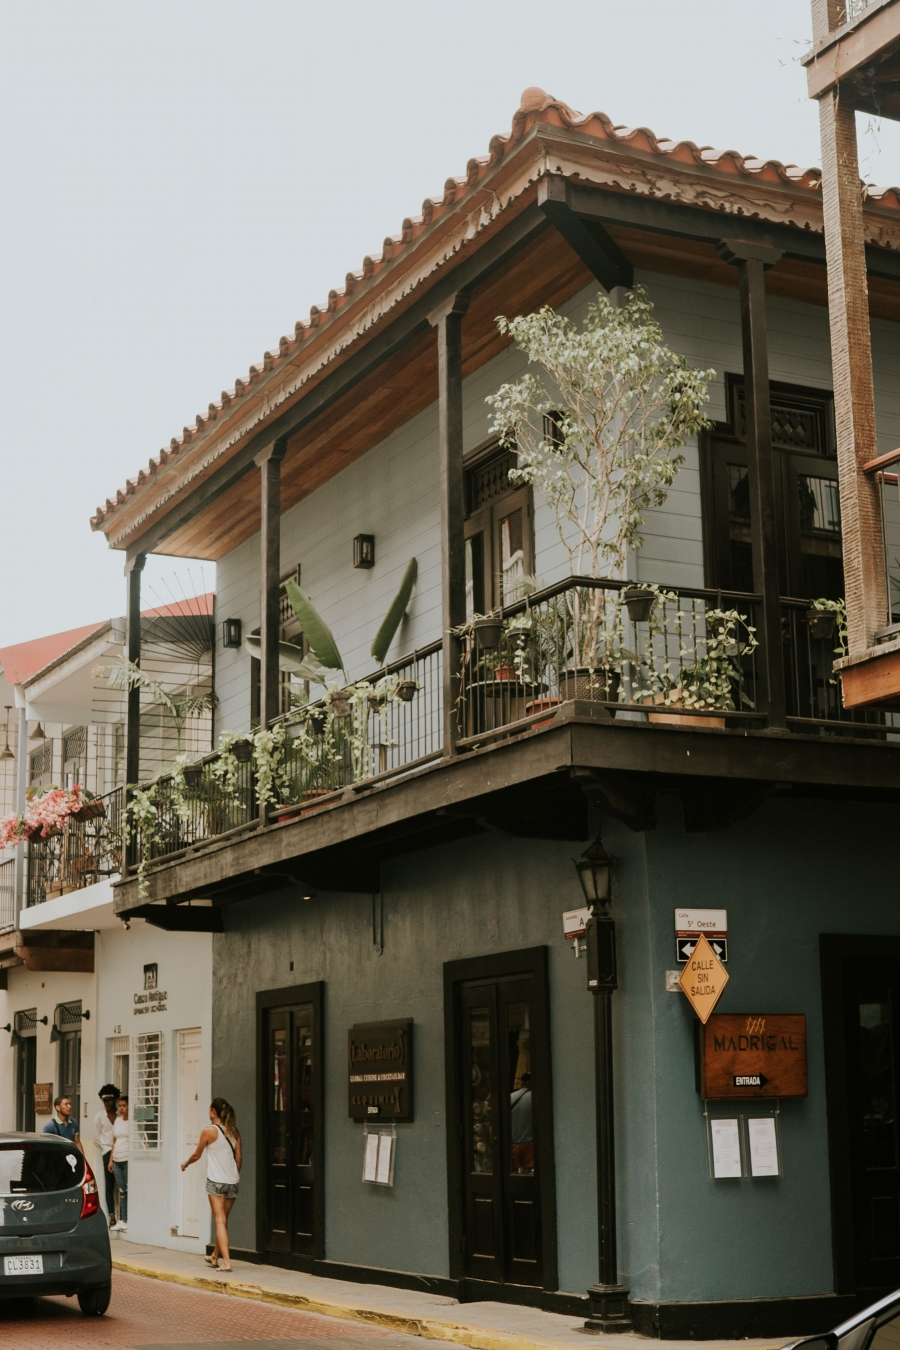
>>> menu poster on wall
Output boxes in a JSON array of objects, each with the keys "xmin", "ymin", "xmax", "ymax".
[
  {"xmin": 709, "ymin": 1118, "xmax": 742, "ymax": 1178},
  {"xmin": 748, "ymin": 1117, "xmax": 780, "ymax": 1177},
  {"xmin": 362, "ymin": 1130, "xmax": 396, "ymax": 1186}
]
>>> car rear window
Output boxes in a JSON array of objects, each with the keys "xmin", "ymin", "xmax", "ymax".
[{"xmin": 0, "ymin": 1143, "xmax": 84, "ymax": 1194}]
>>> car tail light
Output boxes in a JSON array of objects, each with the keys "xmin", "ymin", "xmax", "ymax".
[{"xmin": 80, "ymin": 1158, "xmax": 100, "ymax": 1220}]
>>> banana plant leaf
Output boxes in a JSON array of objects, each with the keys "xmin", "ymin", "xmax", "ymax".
[
  {"xmin": 243, "ymin": 633, "xmax": 332, "ymax": 683},
  {"xmin": 284, "ymin": 580, "xmax": 345, "ymax": 674},
  {"xmin": 371, "ymin": 558, "xmax": 418, "ymax": 665}
]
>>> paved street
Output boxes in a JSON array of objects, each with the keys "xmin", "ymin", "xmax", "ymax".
[{"xmin": 0, "ymin": 1271, "xmax": 428, "ymax": 1350}]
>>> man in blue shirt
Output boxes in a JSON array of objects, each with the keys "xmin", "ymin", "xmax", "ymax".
[{"xmin": 43, "ymin": 1095, "xmax": 82, "ymax": 1153}]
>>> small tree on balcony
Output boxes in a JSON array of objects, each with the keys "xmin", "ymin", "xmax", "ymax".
[{"xmin": 486, "ymin": 287, "xmax": 714, "ymax": 666}]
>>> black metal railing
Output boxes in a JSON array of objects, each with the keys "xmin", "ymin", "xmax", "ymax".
[
  {"xmin": 26, "ymin": 788, "xmax": 125, "ymax": 907},
  {"xmin": 133, "ymin": 754, "xmax": 256, "ymax": 865},
  {"xmin": 123, "ymin": 576, "xmax": 900, "ymax": 879},
  {"xmin": 782, "ymin": 599, "xmax": 900, "ymax": 738},
  {"xmin": 129, "ymin": 643, "xmax": 444, "ymax": 867},
  {"xmin": 0, "ymin": 858, "xmax": 14, "ymax": 930},
  {"xmin": 457, "ymin": 578, "xmax": 762, "ymax": 740}
]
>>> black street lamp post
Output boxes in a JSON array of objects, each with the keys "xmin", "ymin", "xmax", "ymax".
[{"xmin": 576, "ymin": 831, "xmax": 632, "ymax": 1333}]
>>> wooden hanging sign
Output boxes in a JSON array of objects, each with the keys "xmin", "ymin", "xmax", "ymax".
[{"xmin": 700, "ymin": 1013, "xmax": 808, "ymax": 1098}]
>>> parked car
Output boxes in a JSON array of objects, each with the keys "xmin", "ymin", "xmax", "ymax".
[
  {"xmin": 792, "ymin": 1290, "xmax": 900, "ymax": 1350},
  {"xmin": 0, "ymin": 1132, "xmax": 112, "ymax": 1315}
]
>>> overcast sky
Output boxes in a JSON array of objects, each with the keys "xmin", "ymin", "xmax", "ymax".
[{"xmin": 2, "ymin": 0, "xmax": 898, "ymax": 647}]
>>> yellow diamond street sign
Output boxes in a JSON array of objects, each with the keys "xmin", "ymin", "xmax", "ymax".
[{"xmin": 679, "ymin": 933, "xmax": 729, "ymax": 1023}]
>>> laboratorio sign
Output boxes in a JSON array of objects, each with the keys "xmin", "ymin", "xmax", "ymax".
[{"xmin": 133, "ymin": 989, "xmax": 168, "ymax": 1015}]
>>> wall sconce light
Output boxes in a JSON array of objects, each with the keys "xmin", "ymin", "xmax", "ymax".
[
  {"xmin": 353, "ymin": 534, "xmax": 375, "ymax": 569},
  {"xmin": 222, "ymin": 618, "xmax": 242, "ymax": 649}
]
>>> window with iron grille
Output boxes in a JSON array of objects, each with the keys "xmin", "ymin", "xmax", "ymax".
[
  {"xmin": 14, "ymin": 1009, "xmax": 37, "ymax": 1037},
  {"xmin": 63, "ymin": 727, "xmax": 87, "ymax": 763},
  {"xmin": 29, "ymin": 741, "xmax": 52, "ymax": 786},
  {"xmin": 132, "ymin": 1031, "xmax": 161, "ymax": 1150}
]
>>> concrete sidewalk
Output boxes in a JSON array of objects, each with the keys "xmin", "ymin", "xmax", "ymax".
[{"xmin": 110, "ymin": 1240, "xmax": 793, "ymax": 1350}]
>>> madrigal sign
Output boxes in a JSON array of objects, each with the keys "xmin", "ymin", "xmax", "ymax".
[
  {"xmin": 700, "ymin": 1013, "xmax": 807, "ymax": 1099},
  {"xmin": 348, "ymin": 1019, "xmax": 413, "ymax": 1121}
]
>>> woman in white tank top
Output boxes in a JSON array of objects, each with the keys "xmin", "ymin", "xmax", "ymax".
[{"xmin": 181, "ymin": 1097, "xmax": 242, "ymax": 1270}]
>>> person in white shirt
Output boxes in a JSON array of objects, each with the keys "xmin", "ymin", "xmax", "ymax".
[
  {"xmin": 108, "ymin": 1096, "xmax": 129, "ymax": 1232},
  {"xmin": 182, "ymin": 1098, "xmax": 242, "ymax": 1271},
  {"xmin": 92, "ymin": 1084, "xmax": 119, "ymax": 1229}
]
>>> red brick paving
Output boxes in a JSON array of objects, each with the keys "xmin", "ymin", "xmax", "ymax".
[{"xmin": 0, "ymin": 1270, "xmax": 420, "ymax": 1349}]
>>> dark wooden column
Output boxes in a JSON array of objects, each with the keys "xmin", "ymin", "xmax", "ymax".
[
  {"xmin": 428, "ymin": 293, "xmax": 469, "ymax": 756},
  {"xmin": 256, "ymin": 439, "xmax": 288, "ymax": 741},
  {"xmin": 718, "ymin": 240, "xmax": 787, "ymax": 730},
  {"xmin": 125, "ymin": 552, "xmax": 146, "ymax": 788}
]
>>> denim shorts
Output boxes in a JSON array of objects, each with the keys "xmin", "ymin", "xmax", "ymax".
[{"xmin": 206, "ymin": 1179, "xmax": 239, "ymax": 1198}]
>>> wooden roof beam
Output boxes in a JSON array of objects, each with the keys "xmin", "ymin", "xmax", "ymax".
[
  {"xmin": 538, "ymin": 176, "xmax": 633, "ymax": 291},
  {"xmin": 805, "ymin": 0, "xmax": 900, "ymax": 115}
]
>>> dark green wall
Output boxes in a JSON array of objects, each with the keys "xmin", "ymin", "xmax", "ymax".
[{"xmin": 212, "ymin": 792, "xmax": 899, "ymax": 1304}]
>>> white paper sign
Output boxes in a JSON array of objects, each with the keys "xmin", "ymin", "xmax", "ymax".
[
  {"xmin": 363, "ymin": 1131, "xmax": 380, "ymax": 1182},
  {"xmin": 710, "ymin": 1118, "xmax": 742, "ymax": 1178},
  {"xmin": 748, "ymin": 1117, "xmax": 779, "ymax": 1177},
  {"xmin": 376, "ymin": 1133, "xmax": 394, "ymax": 1185}
]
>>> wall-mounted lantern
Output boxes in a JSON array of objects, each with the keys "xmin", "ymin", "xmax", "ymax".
[
  {"xmin": 222, "ymin": 618, "xmax": 242, "ymax": 649},
  {"xmin": 353, "ymin": 534, "xmax": 376, "ymax": 569}
]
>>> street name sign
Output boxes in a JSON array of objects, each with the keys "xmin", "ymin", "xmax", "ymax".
[
  {"xmin": 678, "ymin": 934, "xmax": 728, "ymax": 1023},
  {"xmin": 699, "ymin": 1013, "xmax": 808, "ymax": 1098},
  {"xmin": 675, "ymin": 908, "xmax": 728, "ymax": 963}
]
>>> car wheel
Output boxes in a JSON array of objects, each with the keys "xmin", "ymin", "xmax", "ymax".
[{"xmin": 77, "ymin": 1283, "xmax": 111, "ymax": 1316}]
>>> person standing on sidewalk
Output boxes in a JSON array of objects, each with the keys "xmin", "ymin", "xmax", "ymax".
[
  {"xmin": 92, "ymin": 1084, "xmax": 119, "ymax": 1228},
  {"xmin": 181, "ymin": 1098, "xmax": 241, "ymax": 1271},
  {"xmin": 43, "ymin": 1095, "xmax": 82, "ymax": 1152},
  {"xmin": 108, "ymin": 1095, "xmax": 129, "ymax": 1232}
]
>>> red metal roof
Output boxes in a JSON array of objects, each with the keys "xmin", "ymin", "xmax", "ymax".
[
  {"xmin": 0, "ymin": 593, "xmax": 214, "ymax": 687},
  {"xmin": 0, "ymin": 624, "xmax": 107, "ymax": 687}
]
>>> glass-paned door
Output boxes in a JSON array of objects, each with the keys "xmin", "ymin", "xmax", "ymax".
[
  {"xmin": 459, "ymin": 976, "xmax": 543, "ymax": 1287},
  {"xmin": 264, "ymin": 1001, "xmax": 317, "ymax": 1259},
  {"xmin": 844, "ymin": 959, "xmax": 900, "ymax": 1293}
]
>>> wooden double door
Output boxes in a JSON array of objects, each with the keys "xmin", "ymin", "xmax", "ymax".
[
  {"xmin": 260, "ymin": 984, "xmax": 323, "ymax": 1264},
  {"xmin": 447, "ymin": 950, "xmax": 557, "ymax": 1293}
]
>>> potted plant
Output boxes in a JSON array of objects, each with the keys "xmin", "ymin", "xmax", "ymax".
[
  {"xmin": 486, "ymin": 286, "xmax": 713, "ymax": 698},
  {"xmin": 644, "ymin": 609, "xmax": 758, "ymax": 728},
  {"xmin": 807, "ymin": 598, "xmax": 847, "ymax": 651}
]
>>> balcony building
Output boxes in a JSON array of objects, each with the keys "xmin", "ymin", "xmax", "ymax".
[{"xmin": 87, "ymin": 90, "xmax": 900, "ymax": 1334}]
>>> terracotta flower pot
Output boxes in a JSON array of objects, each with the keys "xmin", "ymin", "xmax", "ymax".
[
  {"xmin": 330, "ymin": 693, "xmax": 351, "ymax": 718},
  {"xmin": 397, "ymin": 680, "xmax": 417, "ymax": 703},
  {"xmin": 643, "ymin": 691, "xmax": 726, "ymax": 730}
]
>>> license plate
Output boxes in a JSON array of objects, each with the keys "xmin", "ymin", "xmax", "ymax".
[{"xmin": 4, "ymin": 1255, "xmax": 43, "ymax": 1276}]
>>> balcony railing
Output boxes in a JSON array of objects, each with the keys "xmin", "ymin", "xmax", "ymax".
[
  {"xmin": 122, "ymin": 577, "xmax": 900, "ymax": 879},
  {"xmin": 131, "ymin": 642, "xmax": 443, "ymax": 866},
  {"xmin": 26, "ymin": 788, "xmax": 125, "ymax": 907},
  {"xmin": 0, "ymin": 858, "xmax": 14, "ymax": 931},
  {"xmin": 457, "ymin": 578, "xmax": 762, "ymax": 741}
]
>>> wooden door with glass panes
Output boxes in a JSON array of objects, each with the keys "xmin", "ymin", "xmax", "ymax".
[
  {"xmin": 459, "ymin": 975, "xmax": 543, "ymax": 1287},
  {"xmin": 704, "ymin": 379, "xmax": 843, "ymax": 601},
  {"xmin": 464, "ymin": 447, "xmax": 534, "ymax": 617},
  {"xmin": 264, "ymin": 1001, "xmax": 317, "ymax": 1258}
]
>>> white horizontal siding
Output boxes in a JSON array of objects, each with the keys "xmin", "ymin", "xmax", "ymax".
[{"xmin": 214, "ymin": 268, "xmax": 900, "ymax": 733}]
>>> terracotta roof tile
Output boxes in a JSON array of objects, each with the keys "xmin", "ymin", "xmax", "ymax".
[{"xmin": 92, "ymin": 86, "xmax": 900, "ymax": 538}]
